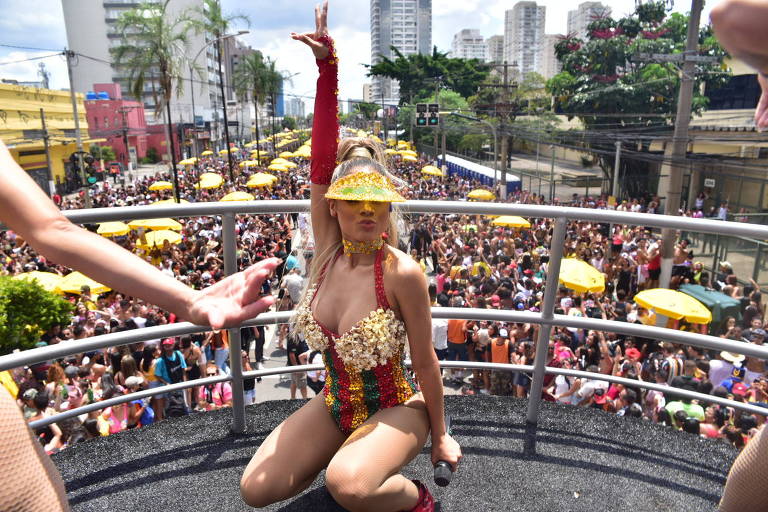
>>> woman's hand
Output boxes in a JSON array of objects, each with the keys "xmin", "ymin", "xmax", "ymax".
[
  {"xmin": 184, "ymin": 258, "xmax": 280, "ymax": 330},
  {"xmin": 291, "ymin": 1, "xmax": 330, "ymax": 60},
  {"xmin": 431, "ymin": 433, "xmax": 462, "ymax": 471}
]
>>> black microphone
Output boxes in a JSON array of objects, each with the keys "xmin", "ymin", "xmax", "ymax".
[{"xmin": 433, "ymin": 416, "xmax": 453, "ymax": 487}]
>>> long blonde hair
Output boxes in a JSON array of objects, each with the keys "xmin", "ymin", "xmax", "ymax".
[{"xmin": 296, "ymin": 138, "xmax": 404, "ymax": 310}]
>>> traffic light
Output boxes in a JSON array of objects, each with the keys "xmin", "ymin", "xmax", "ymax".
[
  {"xmin": 428, "ymin": 103, "xmax": 440, "ymax": 126},
  {"xmin": 415, "ymin": 103, "xmax": 427, "ymax": 127}
]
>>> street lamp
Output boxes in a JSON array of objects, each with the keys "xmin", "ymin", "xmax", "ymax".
[
  {"xmin": 450, "ymin": 112, "xmax": 499, "ymax": 194},
  {"xmin": 189, "ymin": 30, "xmax": 248, "ymax": 181}
]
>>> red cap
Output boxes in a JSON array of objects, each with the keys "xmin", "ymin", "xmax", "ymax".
[
  {"xmin": 732, "ymin": 382, "xmax": 749, "ymax": 396},
  {"xmin": 491, "ymin": 294, "xmax": 501, "ymax": 306},
  {"xmin": 161, "ymin": 338, "xmax": 175, "ymax": 346},
  {"xmin": 625, "ymin": 348, "xmax": 642, "ymax": 360}
]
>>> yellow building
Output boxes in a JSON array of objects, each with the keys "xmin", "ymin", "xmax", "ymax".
[{"xmin": 0, "ymin": 83, "xmax": 102, "ymax": 193}]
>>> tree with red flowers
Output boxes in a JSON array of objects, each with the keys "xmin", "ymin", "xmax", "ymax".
[{"xmin": 546, "ymin": 0, "xmax": 727, "ymax": 198}]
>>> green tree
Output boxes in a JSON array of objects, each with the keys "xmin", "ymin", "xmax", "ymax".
[
  {"xmin": 189, "ymin": 0, "xmax": 249, "ymax": 176},
  {"xmin": 111, "ymin": 0, "xmax": 192, "ymax": 202},
  {"xmin": 234, "ymin": 51, "xmax": 269, "ymax": 145},
  {"xmin": 0, "ymin": 277, "xmax": 72, "ymax": 355},
  {"xmin": 90, "ymin": 145, "xmax": 117, "ymax": 162},
  {"xmin": 354, "ymin": 102, "xmax": 380, "ymax": 120},
  {"xmin": 367, "ymin": 47, "xmax": 490, "ymax": 106},
  {"xmin": 546, "ymin": 1, "xmax": 728, "ymax": 196},
  {"xmin": 281, "ymin": 116, "xmax": 297, "ymax": 131}
]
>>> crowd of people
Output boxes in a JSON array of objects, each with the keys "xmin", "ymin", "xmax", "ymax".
[{"xmin": 0, "ymin": 126, "xmax": 764, "ymax": 455}]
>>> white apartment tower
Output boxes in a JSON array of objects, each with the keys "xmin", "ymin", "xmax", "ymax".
[
  {"xmin": 450, "ymin": 29, "xmax": 488, "ymax": 61},
  {"xmin": 539, "ymin": 34, "xmax": 563, "ymax": 79},
  {"xmin": 370, "ymin": 0, "xmax": 432, "ymax": 105},
  {"xmin": 504, "ymin": 2, "xmax": 546, "ymax": 77},
  {"xmin": 486, "ymin": 35, "xmax": 504, "ymax": 63},
  {"xmin": 61, "ymin": 0, "xmax": 223, "ymax": 126},
  {"xmin": 567, "ymin": 2, "xmax": 612, "ymax": 40}
]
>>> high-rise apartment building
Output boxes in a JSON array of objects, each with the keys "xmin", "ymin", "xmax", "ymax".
[
  {"xmin": 61, "ymin": 0, "xmax": 226, "ymax": 128},
  {"xmin": 567, "ymin": 2, "xmax": 611, "ymax": 40},
  {"xmin": 285, "ymin": 97, "xmax": 306, "ymax": 118},
  {"xmin": 450, "ymin": 29, "xmax": 488, "ymax": 61},
  {"xmin": 363, "ymin": 83, "xmax": 373, "ymax": 103},
  {"xmin": 370, "ymin": 0, "xmax": 432, "ymax": 105},
  {"xmin": 486, "ymin": 35, "xmax": 504, "ymax": 63},
  {"xmin": 539, "ymin": 34, "xmax": 563, "ymax": 79},
  {"xmin": 504, "ymin": 2, "xmax": 546, "ymax": 77}
]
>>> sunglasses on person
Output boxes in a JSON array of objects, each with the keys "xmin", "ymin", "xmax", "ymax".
[{"xmin": 206, "ymin": 372, "xmax": 217, "ymax": 377}]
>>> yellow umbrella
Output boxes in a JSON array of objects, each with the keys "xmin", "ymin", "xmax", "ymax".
[
  {"xmin": 558, "ymin": 258, "xmax": 605, "ymax": 294},
  {"xmin": 468, "ymin": 189, "xmax": 496, "ymax": 201},
  {"xmin": 283, "ymin": 161, "xmax": 298, "ymax": 169},
  {"xmin": 239, "ymin": 160, "xmax": 258, "ymax": 168},
  {"xmin": 491, "ymin": 216, "xmax": 531, "ymax": 229},
  {"xmin": 200, "ymin": 150, "xmax": 214, "ymax": 156},
  {"xmin": 153, "ymin": 198, "xmax": 189, "ymax": 205},
  {"xmin": 221, "ymin": 191, "xmax": 255, "ymax": 202},
  {"xmin": 246, "ymin": 173, "xmax": 278, "ymax": 188},
  {"xmin": 270, "ymin": 158, "xmax": 290, "ymax": 166},
  {"xmin": 195, "ymin": 173, "xmax": 224, "ymax": 189},
  {"xmin": 634, "ymin": 288, "xmax": 712, "ymax": 324},
  {"xmin": 218, "ymin": 148, "xmax": 232, "ymax": 155},
  {"xmin": 268, "ymin": 163, "xmax": 289, "ymax": 172},
  {"xmin": 421, "ymin": 165, "xmax": 444, "ymax": 177},
  {"xmin": 56, "ymin": 272, "xmax": 110, "ymax": 295},
  {"xmin": 178, "ymin": 157, "xmax": 198, "ymax": 165},
  {"xmin": 97, "ymin": 221, "xmax": 131, "ymax": 237},
  {"xmin": 13, "ymin": 271, "xmax": 63, "ymax": 293},
  {"xmin": 279, "ymin": 151, "xmax": 295, "ymax": 159},
  {"xmin": 139, "ymin": 229, "xmax": 182, "ymax": 248},
  {"xmin": 402, "ymin": 155, "xmax": 418, "ymax": 162},
  {"xmin": 128, "ymin": 218, "xmax": 183, "ymax": 231},
  {"xmin": 148, "ymin": 181, "xmax": 173, "ymax": 191},
  {"xmin": 399, "ymin": 149, "xmax": 417, "ymax": 157},
  {"xmin": 250, "ymin": 150, "xmax": 269, "ymax": 159},
  {"xmin": 244, "ymin": 141, "xmax": 257, "ymax": 147},
  {"xmin": 384, "ymin": 148, "xmax": 397, "ymax": 155}
]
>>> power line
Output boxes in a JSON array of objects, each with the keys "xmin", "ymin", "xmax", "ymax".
[
  {"xmin": 0, "ymin": 52, "xmax": 62, "ymax": 66},
  {"xmin": 0, "ymin": 43, "xmax": 61, "ymax": 52}
]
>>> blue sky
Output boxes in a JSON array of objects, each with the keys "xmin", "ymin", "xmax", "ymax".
[{"xmin": 0, "ymin": 0, "xmax": 717, "ymax": 108}]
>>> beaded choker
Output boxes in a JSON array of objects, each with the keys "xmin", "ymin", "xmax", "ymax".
[{"xmin": 342, "ymin": 237, "xmax": 384, "ymax": 257}]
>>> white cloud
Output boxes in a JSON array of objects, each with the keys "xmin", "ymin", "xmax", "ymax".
[{"xmin": 0, "ymin": 51, "xmax": 69, "ymax": 90}]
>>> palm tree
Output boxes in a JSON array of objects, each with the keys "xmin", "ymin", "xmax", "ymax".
[
  {"xmin": 233, "ymin": 51, "xmax": 268, "ymax": 150},
  {"xmin": 111, "ymin": 0, "xmax": 191, "ymax": 202},
  {"xmin": 262, "ymin": 57, "xmax": 283, "ymax": 155},
  {"xmin": 189, "ymin": 0, "xmax": 249, "ymax": 180}
]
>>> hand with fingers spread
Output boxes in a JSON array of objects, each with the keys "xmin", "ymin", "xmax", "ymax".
[
  {"xmin": 185, "ymin": 257, "xmax": 281, "ymax": 330},
  {"xmin": 291, "ymin": 0, "xmax": 330, "ymax": 60}
]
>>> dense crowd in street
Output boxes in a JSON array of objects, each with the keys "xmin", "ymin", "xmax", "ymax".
[{"xmin": 0, "ymin": 129, "xmax": 765, "ymax": 455}]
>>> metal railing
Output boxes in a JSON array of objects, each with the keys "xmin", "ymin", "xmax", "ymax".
[{"xmin": 3, "ymin": 200, "xmax": 768, "ymax": 434}]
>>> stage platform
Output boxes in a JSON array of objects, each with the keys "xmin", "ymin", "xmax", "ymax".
[{"xmin": 53, "ymin": 396, "xmax": 736, "ymax": 511}]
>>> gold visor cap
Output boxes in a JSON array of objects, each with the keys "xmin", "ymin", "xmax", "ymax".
[{"xmin": 325, "ymin": 171, "xmax": 406, "ymax": 202}]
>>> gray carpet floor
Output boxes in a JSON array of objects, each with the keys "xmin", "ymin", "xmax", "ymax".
[{"xmin": 52, "ymin": 396, "xmax": 736, "ymax": 511}]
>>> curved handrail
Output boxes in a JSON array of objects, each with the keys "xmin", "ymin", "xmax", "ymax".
[{"xmin": 7, "ymin": 200, "xmax": 767, "ymax": 435}]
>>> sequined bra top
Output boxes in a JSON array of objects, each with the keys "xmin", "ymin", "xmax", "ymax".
[{"xmin": 293, "ymin": 247, "xmax": 417, "ymax": 435}]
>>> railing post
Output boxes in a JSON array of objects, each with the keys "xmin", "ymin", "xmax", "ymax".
[
  {"xmin": 526, "ymin": 217, "xmax": 568, "ymax": 426},
  {"xmin": 223, "ymin": 212, "xmax": 246, "ymax": 433}
]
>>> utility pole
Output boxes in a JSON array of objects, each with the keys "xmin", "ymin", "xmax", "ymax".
[
  {"xmin": 549, "ymin": 147, "xmax": 556, "ymax": 203},
  {"xmin": 612, "ymin": 140, "xmax": 622, "ymax": 199},
  {"xmin": 433, "ymin": 80, "xmax": 439, "ymax": 158},
  {"xmin": 118, "ymin": 108, "xmax": 131, "ymax": 173},
  {"xmin": 216, "ymin": 37, "xmax": 235, "ymax": 181},
  {"xmin": 64, "ymin": 49, "xmax": 91, "ymax": 209},
  {"xmin": 658, "ymin": 0, "xmax": 704, "ymax": 288},
  {"xmin": 477, "ymin": 61, "xmax": 518, "ymax": 200},
  {"xmin": 39, "ymin": 108, "xmax": 54, "ymax": 197}
]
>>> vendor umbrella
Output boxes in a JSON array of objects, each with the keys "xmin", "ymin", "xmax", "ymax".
[
  {"xmin": 268, "ymin": 163, "xmax": 288, "ymax": 172},
  {"xmin": 128, "ymin": 218, "xmax": 183, "ymax": 231},
  {"xmin": 152, "ymin": 198, "xmax": 189, "ymax": 206},
  {"xmin": 221, "ymin": 191, "xmax": 255, "ymax": 202},
  {"xmin": 148, "ymin": 181, "xmax": 173, "ymax": 191},
  {"xmin": 139, "ymin": 230, "xmax": 182, "ymax": 248},
  {"xmin": 558, "ymin": 258, "xmax": 605, "ymax": 294},
  {"xmin": 200, "ymin": 150, "xmax": 214, "ymax": 156},
  {"xmin": 246, "ymin": 173, "xmax": 278, "ymax": 188},
  {"xmin": 402, "ymin": 155, "xmax": 418, "ymax": 162},
  {"xmin": 56, "ymin": 271, "xmax": 110, "ymax": 295},
  {"xmin": 634, "ymin": 288, "xmax": 712, "ymax": 324},
  {"xmin": 13, "ymin": 271, "xmax": 63, "ymax": 293},
  {"xmin": 97, "ymin": 221, "xmax": 131, "ymax": 237},
  {"xmin": 468, "ymin": 189, "xmax": 495, "ymax": 201},
  {"xmin": 491, "ymin": 216, "xmax": 531, "ymax": 229},
  {"xmin": 421, "ymin": 165, "xmax": 444, "ymax": 177}
]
